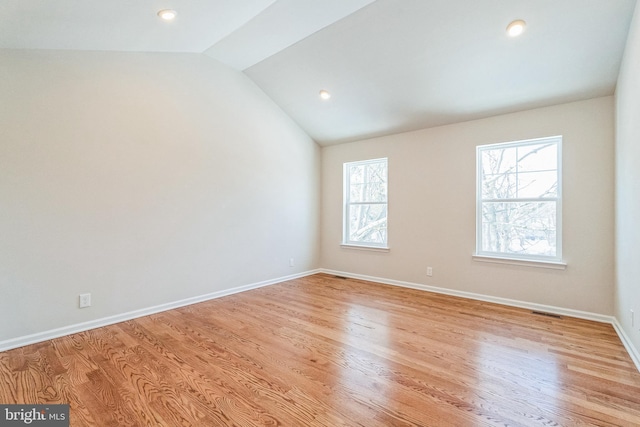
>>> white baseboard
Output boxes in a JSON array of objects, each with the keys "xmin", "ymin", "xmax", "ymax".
[
  {"xmin": 320, "ymin": 269, "xmax": 640, "ymax": 373},
  {"xmin": 4, "ymin": 267, "xmax": 639, "ymax": 375},
  {"xmin": 612, "ymin": 318, "xmax": 640, "ymax": 373},
  {"xmin": 321, "ymin": 269, "xmax": 613, "ymax": 323},
  {"xmin": 0, "ymin": 269, "xmax": 321, "ymax": 353}
]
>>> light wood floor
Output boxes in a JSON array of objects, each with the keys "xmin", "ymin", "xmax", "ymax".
[{"xmin": 1, "ymin": 273, "xmax": 640, "ymax": 426}]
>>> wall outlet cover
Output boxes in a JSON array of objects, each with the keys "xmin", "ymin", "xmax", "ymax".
[{"xmin": 79, "ymin": 293, "xmax": 91, "ymax": 308}]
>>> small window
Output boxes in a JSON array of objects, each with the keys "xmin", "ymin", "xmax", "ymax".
[
  {"xmin": 476, "ymin": 136, "xmax": 562, "ymax": 262},
  {"xmin": 343, "ymin": 158, "xmax": 388, "ymax": 248}
]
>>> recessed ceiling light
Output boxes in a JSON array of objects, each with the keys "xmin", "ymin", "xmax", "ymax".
[
  {"xmin": 506, "ymin": 20, "xmax": 526, "ymax": 37},
  {"xmin": 158, "ymin": 9, "xmax": 177, "ymax": 21},
  {"xmin": 319, "ymin": 90, "xmax": 331, "ymax": 100}
]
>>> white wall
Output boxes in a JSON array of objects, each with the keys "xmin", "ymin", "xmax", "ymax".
[
  {"xmin": 0, "ymin": 49, "xmax": 320, "ymax": 342},
  {"xmin": 321, "ymin": 97, "xmax": 615, "ymax": 315},
  {"xmin": 615, "ymin": 4, "xmax": 640, "ymax": 354}
]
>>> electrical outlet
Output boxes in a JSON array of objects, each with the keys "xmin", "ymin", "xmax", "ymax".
[
  {"xmin": 427, "ymin": 266, "xmax": 433, "ymax": 277},
  {"xmin": 289, "ymin": 257, "xmax": 295, "ymax": 267},
  {"xmin": 79, "ymin": 293, "xmax": 91, "ymax": 308}
]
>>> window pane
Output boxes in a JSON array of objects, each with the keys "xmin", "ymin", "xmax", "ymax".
[
  {"xmin": 517, "ymin": 143, "xmax": 557, "ymax": 172},
  {"xmin": 517, "ymin": 171, "xmax": 558, "ymax": 198},
  {"xmin": 482, "ymin": 171, "xmax": 557, "ymax": 199},
  {"xmin": 349, "ymin": 161, "xmax": 387, "ymax": 203},
  {"xmin": 482, "ymin": 172, "xmax": 517, "ymax": 199},
  {"xmin": 348, "ymin": 204, "xmax": 387, "ymax": 244},
  {"xmin": 350, "ymin": 181, "xmax": 387, "ymax": 203},
  {"xmin": 349, "ymin": 164, "xmax": 365, "ymax": 185},
  {"xmin": 481, "ymin": 201, "xmax": 557, "ymax": 257},
  {"xmin": 481, "ymin": 142, "xmax": 558, "ymax": 200},
  {"xmin": 482, "ymin": 147, "xmax": 517, "ymax": 175}
]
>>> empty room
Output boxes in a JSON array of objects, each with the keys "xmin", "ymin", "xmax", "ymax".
[{"xmin": 2, "ymin": 0, "xmax": 640, "ymax": 425}]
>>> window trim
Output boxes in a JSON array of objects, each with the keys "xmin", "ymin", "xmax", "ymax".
[
  {"xmin": 343, "ymin": 157, "xmax": 389, "ymax": 249},
  {"xmin": 472, "ymin": 254, "xmax": 566, "ymax": 270},
  {"xmin": 475, "ymin": 136, "xmax": 563, "ymax": 264}
]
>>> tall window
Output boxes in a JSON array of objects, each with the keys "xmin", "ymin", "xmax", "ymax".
[
  {"xmin": 343, "ymin": 158, "xmax": 388, "ymax": 248},
  {"xmin": 476, "ymin": 136, "xmax": 562, "ymax": 262}
]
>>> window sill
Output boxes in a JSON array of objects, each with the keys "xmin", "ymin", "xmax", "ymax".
[
  {"xmin": 341, "ymin": 244, "xmax": 390, "ymax": 253},
  {"xmin": 472, "ymin": 254, "xmax": 566, "ymax": 270}
]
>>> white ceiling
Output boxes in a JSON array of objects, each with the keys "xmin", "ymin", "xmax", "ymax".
[
  {"xmin": 1, "ymin": 0, "xmax": 636, "ymax": 145},
  {"xmin": 0, "ymin": 0, "xmax": 277, "ymax": 53}
]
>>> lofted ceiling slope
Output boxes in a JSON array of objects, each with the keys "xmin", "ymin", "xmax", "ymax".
[{"xmin": 1, "ymin": 0, "xmax": 636, "ymax": 145}]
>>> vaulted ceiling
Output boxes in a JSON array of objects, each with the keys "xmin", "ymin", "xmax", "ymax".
[{"xmin": 2, "ymin": 0, "xmax": 636, "ymax": 145}]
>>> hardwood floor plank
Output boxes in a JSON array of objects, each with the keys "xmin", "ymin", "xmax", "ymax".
[{"xmin": 2, "ymin": 273, "xmax": 640, "ymax": 426}]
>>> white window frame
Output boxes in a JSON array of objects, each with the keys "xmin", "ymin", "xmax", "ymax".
[
  {"xmin": 475, "ymin": 136, "xmax": 563, "ymax": 266},
  {"xmin": 342, "ymin": 158, "xmax": 389, "ymax": 250}
]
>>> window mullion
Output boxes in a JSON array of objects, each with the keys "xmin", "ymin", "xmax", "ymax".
[{"xmin": 481, "ymin": 197, "xmax": 559, "ymax": 203}]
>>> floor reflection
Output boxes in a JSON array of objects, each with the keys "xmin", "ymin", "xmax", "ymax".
[
  {"xmin": 335, "ymin": 303, "xmax": 392, "ymax": 406},
  {"xmin": 476, "ymin": 338, "xmax": 561, "ymax": 419}
]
